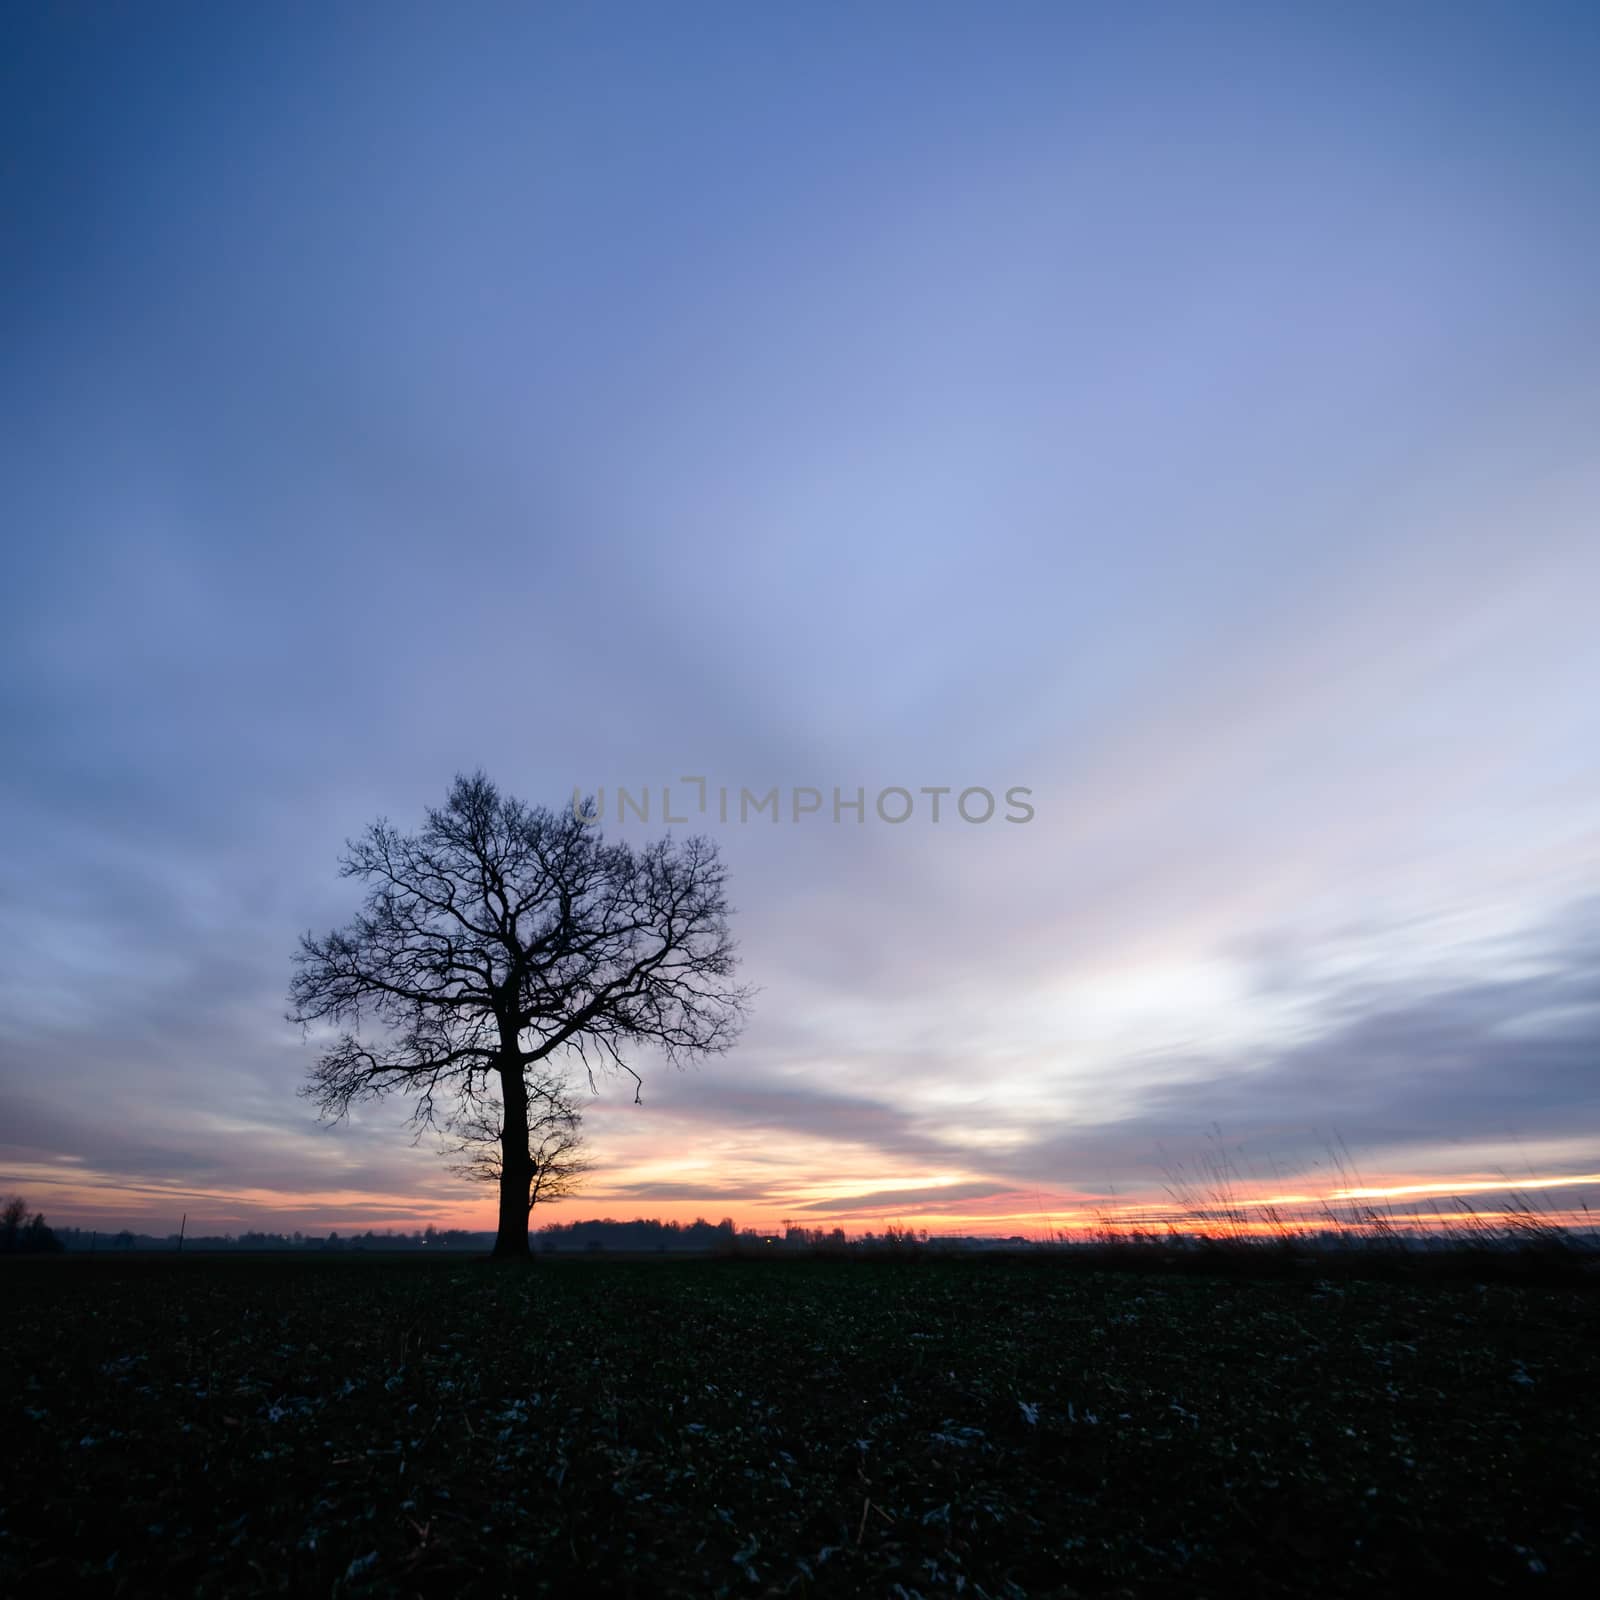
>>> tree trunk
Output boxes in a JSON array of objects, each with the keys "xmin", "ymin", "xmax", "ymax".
[{"xmin": 491, "ymin": 1058, "xmax": 533, "ymax": 1260}]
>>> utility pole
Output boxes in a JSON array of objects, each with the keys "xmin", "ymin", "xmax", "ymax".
[{"xmin": 178, "ymin": 1213, "xmax": 186, "ymax": 1253}]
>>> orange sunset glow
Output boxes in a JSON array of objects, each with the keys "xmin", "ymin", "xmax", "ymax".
[{"xmin": 13, "ymin": 1128, "xmax": 1599, "ymax": 1245}]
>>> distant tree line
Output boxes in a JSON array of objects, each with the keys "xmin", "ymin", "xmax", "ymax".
[
  {"xmin": 38, "ymin": 1215, "xmax": 1038, "ymax": 1256},
  {"xmin": 1, "ymin": 1196, "xmax": 64, "ymax": 1254},
  {"xmin": 533, "ymin": 1219, "xmax": 1027, "ymax": 1255},
  {"xmin": 537, "ymin": 1216, "xmax": 739, "ymax": 1252},
  {"xmin": 48, "ymin": 1224, "xmax": 492, "ymax": 1253}
]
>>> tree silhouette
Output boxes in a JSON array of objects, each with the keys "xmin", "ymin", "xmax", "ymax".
[
  {"xmin": 1, "ymin": 1195, "xmax": 63, "ymax": 1254},
  {"xmin": 289, "ymin": 772, "xmax": 749, "ymax": 1259}
]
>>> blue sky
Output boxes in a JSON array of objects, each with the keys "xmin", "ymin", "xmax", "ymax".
[{"xmin": 3, "ymin": 2, "xmax": 1598, "ymax": 1233}]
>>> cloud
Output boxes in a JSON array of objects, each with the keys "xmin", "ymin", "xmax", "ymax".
[
  {"xmin": 2, "ymin": 2, "xmax": 1599, "ymax": 1231},
  {"xmin": 793, "ymin": 1180, "xmax": 1002, "ymax": 1213},
  {"xmin": 598, "ymin": 1180, "xmax": 774, "ymax": 1204},
  {"xmin": 1003, "ymin": 899, "xmax": 1600, "ymax": 1189}
]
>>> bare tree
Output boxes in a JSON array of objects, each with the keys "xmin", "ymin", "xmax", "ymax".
[
  {"xmin": 288, "ymin": 772, "xmax": 749, "ymax": 1259},
  {"xmin": 444, "ymin": 1067, "xmax": 592, "ymax": 1211}
]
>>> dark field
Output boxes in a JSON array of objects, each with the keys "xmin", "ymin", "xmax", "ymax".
[{"xmin": 3, "ymin": 1256, "xmax": 1597, "ymax": 1597}]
